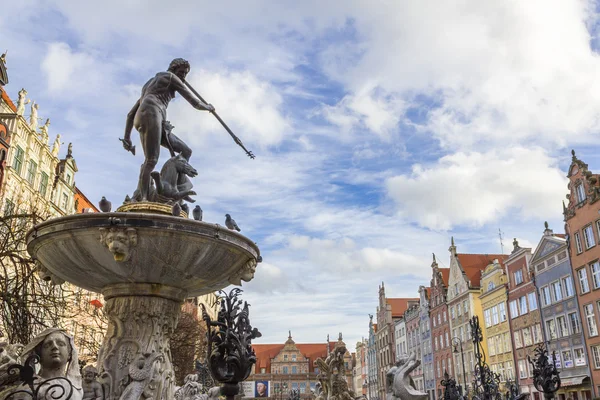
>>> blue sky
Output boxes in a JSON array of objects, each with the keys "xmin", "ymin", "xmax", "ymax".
[{"xmin": 2, "ymin": 0, "xmax": 600, "ymax": 350}]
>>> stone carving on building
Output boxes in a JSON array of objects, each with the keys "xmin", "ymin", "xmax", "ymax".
[
  {"xmin": 385, "ymin": 352, "xmax": 427, "ymax": 400},
  {"xmin": 16, "ymin": 88, "xmax": 30, "ymax": 116},
  {"xmin": 0, "ymin": 340, "xmax": 24, "ymax": 382},
  {"xmin": 29, "ymin": 102, "xmax": 39, "ymax": 132},
  {"xmin": 227, "ymin": 258, "xmax": 257, "ymax": 286},
  {"xmin": 314, "ymin": 344, "xmax": 355, "ymax": 400},
  {"xmin": 98, "ymin": 227, "xmax": 138, "ymax": 262},
  {"xmin": 52, "ymin": 134, "xmax": 62, "ymax": 157},
  {"xmin": 82, "ymin": 365, "xmax": 104, "ymax": 400},
  {"xmin": 39, "ymin": 119, "xmax": 50, "ymax": 144},
  {"xmin": 288, "ymin": 388, "xmax": 301, "ymax": 400}
]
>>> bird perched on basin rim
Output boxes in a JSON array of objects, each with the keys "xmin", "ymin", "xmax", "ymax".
[
  {"xmin": 99, "ymin": 196, "xmax": 112, "ymax": 213},
  {"xmin": 193, "ymin": 205, "xmax": 203, "ymax": 221},
  {"xmin": 225, "ymin": 214, "xmax": 240, "ymax": 231},
  {"xmin": 172, "ymin": 202, "xmax": 182, "ymax": 217}
]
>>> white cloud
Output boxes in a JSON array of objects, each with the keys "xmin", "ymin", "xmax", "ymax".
[
  {"xmin": 41, "ymin": 43, "xmax": 105, "ymax": 96},
  {"xmin": 168, "ymin": 69, "xmax": 289, "ymax": 148},
  {"xmin": 287, "ymin": 235, "xmax": 429, "ymax": 276},
  {"xmin": 386, "ymin": 147, "xmax": 568, "ymax": 230}
]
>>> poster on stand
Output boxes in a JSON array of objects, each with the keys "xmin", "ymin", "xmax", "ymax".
[{"xmin": 242, "ymin": 381, "xmax": 255, "ymax": 398}]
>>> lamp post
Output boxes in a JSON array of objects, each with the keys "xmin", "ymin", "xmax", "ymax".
[{"xmin": 451, "ymin": 337, "xmax": 467, "ymax": 396}]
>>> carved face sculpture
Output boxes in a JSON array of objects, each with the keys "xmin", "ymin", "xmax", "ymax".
[
  {"xmin": 39, "ymin": 331, "xmax": 71, "ymax": 370},
  {"xmin": 240, "ymin": 259, "xmax": 257, "ymax": 282},
  {"xmin": 82, "ymin": 366, "xmax": 97, "ymax": 383},
  {"xmin": 100, "ymin": 228, "xmax": 138, "ymax": 262}
]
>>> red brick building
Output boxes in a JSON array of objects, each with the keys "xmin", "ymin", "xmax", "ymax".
[
  {"xmin": 564, "ymin": 150, "xmax": 600, "ymax": 397},
  {"xmin": 504, "ymin": 239, "xmax": 540, "ymax": 395},
  {"xmin": 429, "ymin": 254, "xmax": 451, "ymax": 399}
]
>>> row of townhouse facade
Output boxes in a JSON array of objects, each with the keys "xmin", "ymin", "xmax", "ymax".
[{"xmin": 354, "ymin": 151, "xmax": 600, "ymax": 400}]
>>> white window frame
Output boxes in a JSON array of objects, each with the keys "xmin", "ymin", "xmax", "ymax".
[
  {"xmin": 557, "ymin": 315, "xmax": 569, "ymax": 338},
  {"xmin": 576, "ymin": 183, "xmax": 586, "ymax": 203},
  {"xmin": 591, "ymin": 262, "xmax": 600, "ymax": 289},
  {"xmin": 591, "ymin": 345, "xmax": 600, "ymax": 369},
  {"xmin": 541, "ymin": 286, "xmax": 551, "ymax": 306},
  {"xmin": 569, "ymin": 312, "xmax": 581, "ymax": 334},
  {"xmin": 584, "ymin": 225, "xmax": 596, "ymax": 249},
  {"xmin": 575, "ymin": 232, "xmax": 583, "ymax": 254},
  {"xmin": 491, "ymin": 306, "xmax": 499, "ymax": 325},
  {"xmin": 584, "ymin": 304, "xmax": 598, "ymax": 337},
  {"xmin": 527, "ymin": 292, "xmax": 538, "ymax": 310},
  {"xmin": 546, "ymin": 319, "xmax": 557, "ymax": 340},
  {"xmin": 509, "ymin": 300, "xmax": 519, "ymax": 319},
  {"xmin": 552, "ymin": 280, "xmax": 563, "ymax": 302},
  {"xmin": 519, "ymin": 296, "xmax": 528, "ymax": 315},
  {"xmin": 563, "ymin": 276, "xmax": 575, "ymax": 297},
  {"xmin": 514, "ymin": 269, "xmax": 523, "ymax": 285},
  {"xmin": 578, "ymin": 268, "xmax": 590, "ymax": 294},
  {"xmin": 499, "ymin": 302, "xmax": 507, "ymax": 321}
]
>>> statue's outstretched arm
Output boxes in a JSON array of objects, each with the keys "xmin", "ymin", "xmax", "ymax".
[{"xmin": 170, "ymin": 74, "xmax": 213, "ymax": 111}]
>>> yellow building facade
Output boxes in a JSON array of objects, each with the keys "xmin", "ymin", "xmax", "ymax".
[{"xmin": 479, "ymin": 261, "xmax": 515, "ymax": 390}]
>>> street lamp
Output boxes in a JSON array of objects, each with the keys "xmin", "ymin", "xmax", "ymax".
[{"xmin": 451, "ymin": 336, "xmax": 468, "ymax": 395}]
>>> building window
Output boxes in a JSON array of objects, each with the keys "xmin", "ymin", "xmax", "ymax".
[
  {"xmin": 562, "ymin": 350, "xmax": 573, "ymax": 368},
  {"xmin": 519, "ymin": 296, "xmax": 528, "ymax": 315},
  {"xmin": 597, "ymin": 220, "xmax": 600, "ymax": 242},
  {"xmin": 514, "ymin": 331, "xmax": 523, "ymax": 348},
  {"xmin": 291, "ymin": 366, "xmax": 297, "ymax": 374},
  {"xmin": 457, "ymin": 304, "xmax": 462, "ymax": 316},
  {"xmin": 491, "ymin": 306, "xmax": 499, "ymax": 325},
  {"xmin": 534, "ymin": 324, "xmax": 543, "ymax": 343},
  {"xmin": 573, "ymin": 348, "xmax": 586, "ymax": 366},
  {"xmin": 514, "ymin": 269, "xmax": 523, "ymax": 285},
  {"xmin": 488, "ymin": 338, "xmax": 496, "ymax": 356},
  {"xmin": 591, "ymin": 346, "xmax": 600, "ymax": 369},
  {"xmin": 445, "ymin": 332, "xmax": 449, "ymax": 347},
  {"xmin": 39, "ymin": 172, "xmax": 49, "ymax": 197},
  {"xmin": 283, "ymin": 366, "xmax": 288, "ymax": 374},
  {"xmin": 575, "ymin": 233, "xmax": 583, "ymax": 254},
  {"xmin": 443, "ymin": 310, "xmax": 447, "ymax": 322},
  {"xmin": 509, "ymin": 300, "xmax": 519, "ymax": 319},
  {"xmin": 488, "ymin": 282, "xmax": 495, "ymax": 291},
  {"xmin": 584, "ymin": 304, "xmax": 598, "ymax": 337},
  {"xmin": 451, "ymin": 306, "xmax": 455, "ymax": 319},
  {"xmin": 576, "ymin": 183, "xmax": 586, "ymax": 203},
  {"xmin": 498, "ymin": 302, "xmax": 507, "ymax": 321},
  {"xmin": 518, "ymin": 360, "xmax": 527, "ymax": 379},
  {"xmin": 591, "ymin": 262, "xmax": 600, "ymax": 289},
  {"xmin": 26, "ymin": 160, "xmax": 37, "ymax": 184},
  {"xmin": 578, "ymin": 269, "xmax": 590, "ymax": 294},
  {"xmin": 260, "ymin": 368, "xmax": 266, "ymax": 374},
  {"xmin": 568, "ymin": 312, "xmax": 581, "ymax": 335},
  {"xmin": 61, "ymin": 193, "xmax": 69, "ymax": 209},
  {"xmin": 584, "ymin": 225, "xmax": 596, "ymax": 249},
  {"xmin": 484, "ymin": 309, "xmax": 492, "ymax": 328},
  {"xmin": 557, "ymin": 316, "xmax": 569, "ymax": 337},
  {"xmin": 463, "ymin": 300, "xmax": 468, "ymax": 315},
  {"xmin": 552, "ymin": 281, "xmax": 563, "ymax": 302},
  {"xmin": 11, "ymin": 146, "xmax": 24, "ymax": 175},
  {"xmin": 527, "ymin": 293, "xmax": 538, "ymax": 311},
  {"xmin": 292, "ymin": 354, "xmax": 296, "ymax": 361},
  {"xmin": 522, "ymin": 328, "xmax": 532, "ymax": 347},
  {"xmin": 541, "ymin": 286, "xmax": 551, "ymax": 306},
  {"xmin": 563, "ymin": 276, "xmax": 575, "ymax": 297},
  {"xmin": 546, "ymin": 319, "xmax": 557, "ymax": 340}
]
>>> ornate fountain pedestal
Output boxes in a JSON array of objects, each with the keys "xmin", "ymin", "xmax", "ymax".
[{"xmin": 26, "ymin": 211, "xmax": 260, "ymax": 400}]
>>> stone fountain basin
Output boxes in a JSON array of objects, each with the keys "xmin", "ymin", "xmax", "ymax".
[{"xmin": 26, "ymin": 212, "xmax": 260, "ymax": 296}]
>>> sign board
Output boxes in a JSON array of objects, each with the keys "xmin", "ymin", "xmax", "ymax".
[{"xmin": 241, "ymin": 381, "xmax": 255, "ymax": 398}]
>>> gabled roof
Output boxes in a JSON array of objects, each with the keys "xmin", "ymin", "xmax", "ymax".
[
  {"xmin": 457, "ymin": 253, "xmax": 508, "ymax": 288},
  {"xmin": 0, "ymin": 87, "xmax": 16, "ymax": 112},
  {"xmin": 387, "ymin": 298, "xmax": 419, "ymax": 318},
  {"xmin": 253, "ymin": 342, "xmax": 340, "ymax": 373},
  {"xmin": 531, "ymin": 234, "xmax": 566, "ymax": 263}
]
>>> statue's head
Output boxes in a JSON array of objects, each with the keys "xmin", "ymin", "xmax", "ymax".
[
  {"xmin": 168, "ymin": 58, "xmax": 191, "ymax": 80},
  {"xmin": 34, "ymin": 331, "xmax": 72, "ymax": 371},
  {"xmin": 82, "ymin": 365, "xmax": 98, "ymax": 383}
]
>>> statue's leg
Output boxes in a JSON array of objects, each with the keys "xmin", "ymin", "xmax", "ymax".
[
  {"xmin": 136, "ymin": 113, "xmax": 162, "ymax": 201},
  {"xmin": 168, "ymin": 133, "xmax": 192, "ymax": 161}
]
